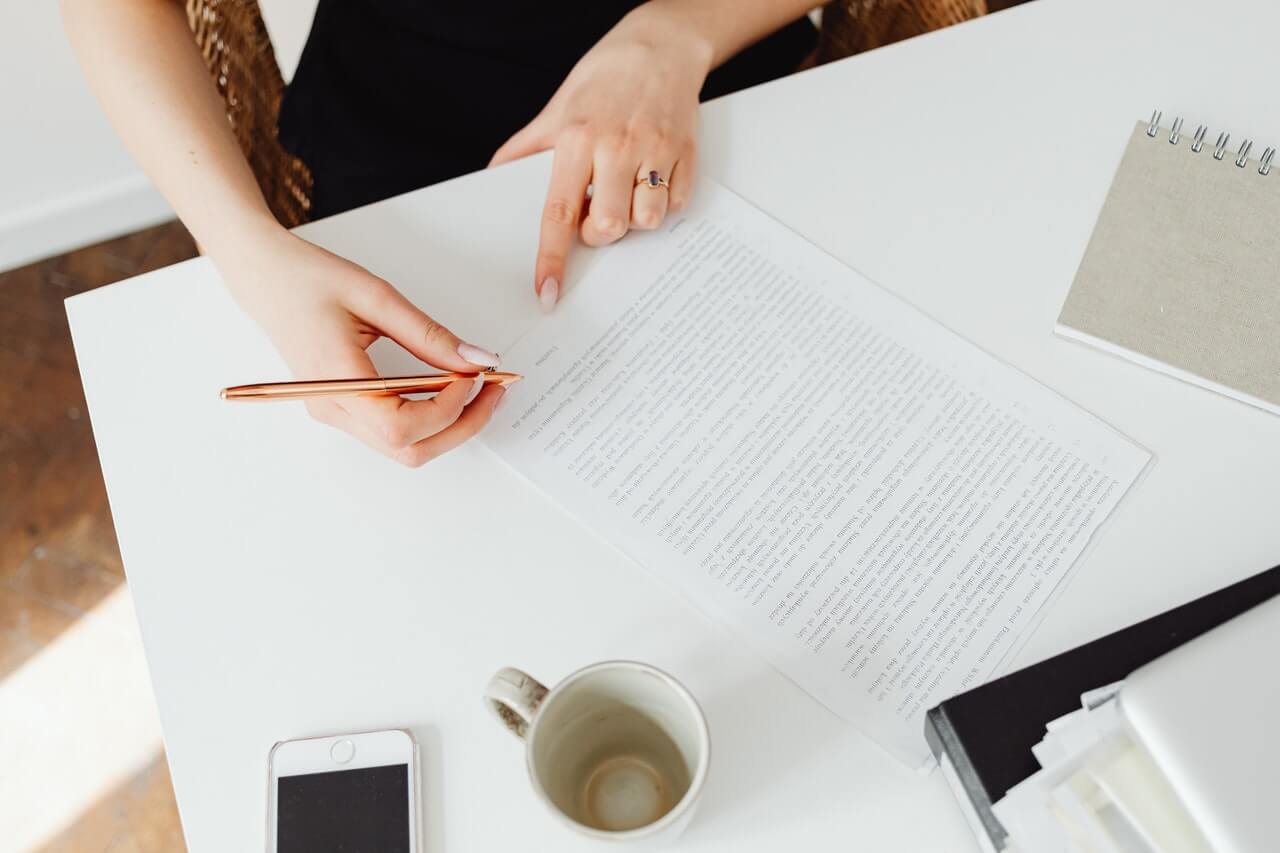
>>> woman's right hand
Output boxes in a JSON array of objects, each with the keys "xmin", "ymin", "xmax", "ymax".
[{"xmin": 217, "ymin": 228, "xmax": 506, "ymax": 467}]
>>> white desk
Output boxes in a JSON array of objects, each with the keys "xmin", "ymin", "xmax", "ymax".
[{"xmin": 68, "ymin": 0, "xmax": 1280, "ymax": 849}]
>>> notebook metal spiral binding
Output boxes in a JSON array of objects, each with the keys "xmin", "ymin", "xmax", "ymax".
[{"xmin": 1147, "ymin": 109, "xmax": 1275, "ymax": 176}]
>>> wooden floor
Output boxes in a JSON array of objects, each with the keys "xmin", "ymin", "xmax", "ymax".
[{"xmin": 2, "ymin": 221, "xmax": 196, "ymax": 852}]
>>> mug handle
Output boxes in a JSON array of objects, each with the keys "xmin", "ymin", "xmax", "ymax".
[{"xmin": 484, "ymin": 667, "xmax": 549, "ymax": 740}]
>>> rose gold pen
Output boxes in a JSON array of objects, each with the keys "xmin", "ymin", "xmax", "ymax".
[{"xmin": 220, "ymin": 370, "xmax": 522, "ymax": 401}]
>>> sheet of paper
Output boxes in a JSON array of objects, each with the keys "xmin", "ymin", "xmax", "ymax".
[{"xmin": 483, "ymin": 180, "xmax": 1150, "ymax": 766}]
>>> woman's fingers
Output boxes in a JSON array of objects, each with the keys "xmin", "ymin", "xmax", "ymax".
[
  {"xmin": 581, "ymin": 142, "xmax": 635, "ymax": 247},
  {"xmin": 348, "ymin": 278, "xmax": 500, "ymax": 371},
  {"xmin": 301, "ymin": 331, "xmax": 504, "ymax": 466},
  {"xmin": 343, "ymin": 371, "xmax": 483, "ymax": 451},
  {"xmin": 308, "ymin": 385, "xmax": 503, "ymax": 468},
  {"xmin": 388, "ymin": 385, "xmax": 506, "ymax": 467},
  {"xmin": 306, "ymin": 399, "xmax": 399, "ymax": 457},
  {"xmin": 631, "ymin": 159, "xmax": 677, "ymax": 230},
  {"xmin": 535, "ymin": 127, "xmax": 593, "ymax": 312},
  {"xmin": 583, "ymin": 134, "xmax": 687, "ymax": 242},
  {"xmin": 537, "ymin": 127, "xmax": 694, "ymax": 312},
  {"xmin": 308, "ymin": 340, "xmax": 482, "ymax": 451}
]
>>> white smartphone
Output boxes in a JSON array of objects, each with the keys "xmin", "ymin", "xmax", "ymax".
[{"xmin": 267, "ymin": 728, "xmax": 420, "ymax": 853}]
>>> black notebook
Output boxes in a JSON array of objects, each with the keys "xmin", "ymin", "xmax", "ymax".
[{"xmin": 924, "ymin": 564, "xmax": 1280, "ymax": 851}]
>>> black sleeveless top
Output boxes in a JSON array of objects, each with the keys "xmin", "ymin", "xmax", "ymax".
[{"xmin": 278, "ymin": 2, "xmax": 816, "ymax": 218}]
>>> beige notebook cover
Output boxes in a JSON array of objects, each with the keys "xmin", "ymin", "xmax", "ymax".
[{"xmin": 1057, "ymin": 117, "xmax": 1280, "ymax": 415}]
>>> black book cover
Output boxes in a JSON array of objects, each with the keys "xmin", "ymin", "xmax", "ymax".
[{"xmin": 924, "ymin": 564, "xmax": 1280, "ymax": 849}]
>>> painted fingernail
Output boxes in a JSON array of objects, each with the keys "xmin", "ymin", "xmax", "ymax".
[
  {"xmin": 457, "ymin": 342, "xmax": 500, "ymax": 367},
  {"xmin": 464, "ymin": 374, "xmax": 485, "ymax": 405},
  {"xmin": 540, "ymin": 278, "xmax": 559, "ymax": 313}
]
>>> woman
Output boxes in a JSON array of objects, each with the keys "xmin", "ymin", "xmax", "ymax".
[{"xmin": 63, "ymin": 0, "xmax": 819, "ymax": 466}]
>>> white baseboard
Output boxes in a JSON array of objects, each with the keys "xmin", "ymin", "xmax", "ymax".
[{"xmin": 0, "ymin": 173, "xmax": 174, "ymax": 273}]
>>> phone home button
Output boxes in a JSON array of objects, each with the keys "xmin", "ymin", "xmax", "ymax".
[{"xmin": 330, "ymin": 739, "xmax": 356, "ymax": 764}]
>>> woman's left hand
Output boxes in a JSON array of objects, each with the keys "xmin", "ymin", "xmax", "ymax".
[{"xmin": 489, "ymin": 6, "xmax": 713, "ymax": 311}]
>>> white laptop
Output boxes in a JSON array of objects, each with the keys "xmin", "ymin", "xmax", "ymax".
[{"xmin": 1120, "ymin": 592, "xmax": 1280, "ymax": 853}]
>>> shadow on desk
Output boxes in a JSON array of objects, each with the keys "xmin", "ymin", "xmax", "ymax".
[
  {"xmin": 415, "ymin": 724, "xmax": 446, "ymax": 853},
  {"xmin": 681, "ymin": 661, "xmax": 903, "ymax": 845}
]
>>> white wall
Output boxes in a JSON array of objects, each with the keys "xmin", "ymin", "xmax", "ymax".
[
  {"xmin": 0, "ymin": 0, "xmax": 317, "ymax": 273},
  {"xmin": 261, "ymin": 0, "xmax": 317, "ymax": 82}
]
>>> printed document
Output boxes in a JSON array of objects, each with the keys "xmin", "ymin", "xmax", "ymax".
[{"xmin": 483, "ymin": 180, "xmax": 1150, "ymax": 765}]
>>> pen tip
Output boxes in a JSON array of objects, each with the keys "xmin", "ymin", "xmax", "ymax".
[{"xmin": 219, "ymin": 389, "xmax": 229, "ymax": 400}]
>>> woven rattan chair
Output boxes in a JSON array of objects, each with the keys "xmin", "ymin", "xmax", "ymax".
[
  {"xmin": 184, "ymin": 0, "xmax": 985, "ymax": 230},
  {"xmin": 816, "ymin": 0, "xmax": 988, "ymax": 63},
  {"xmin": 186, "ymin": 0, "xmax": 312, "ymax": 228}
]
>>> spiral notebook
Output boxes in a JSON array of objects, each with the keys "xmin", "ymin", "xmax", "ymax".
[{"xmin": 1058, "ymin": 112, "xmax": 1280, "ymax": 416}]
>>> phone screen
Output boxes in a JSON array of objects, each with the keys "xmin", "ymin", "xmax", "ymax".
[{"xmin": 276, "ymin": 763, "xmax": 410, "ymax": 853}]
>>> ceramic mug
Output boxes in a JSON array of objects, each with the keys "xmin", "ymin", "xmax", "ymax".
[{"xmin": 484, "ymin": 661, "xmax": 711, "ymax": 846}]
